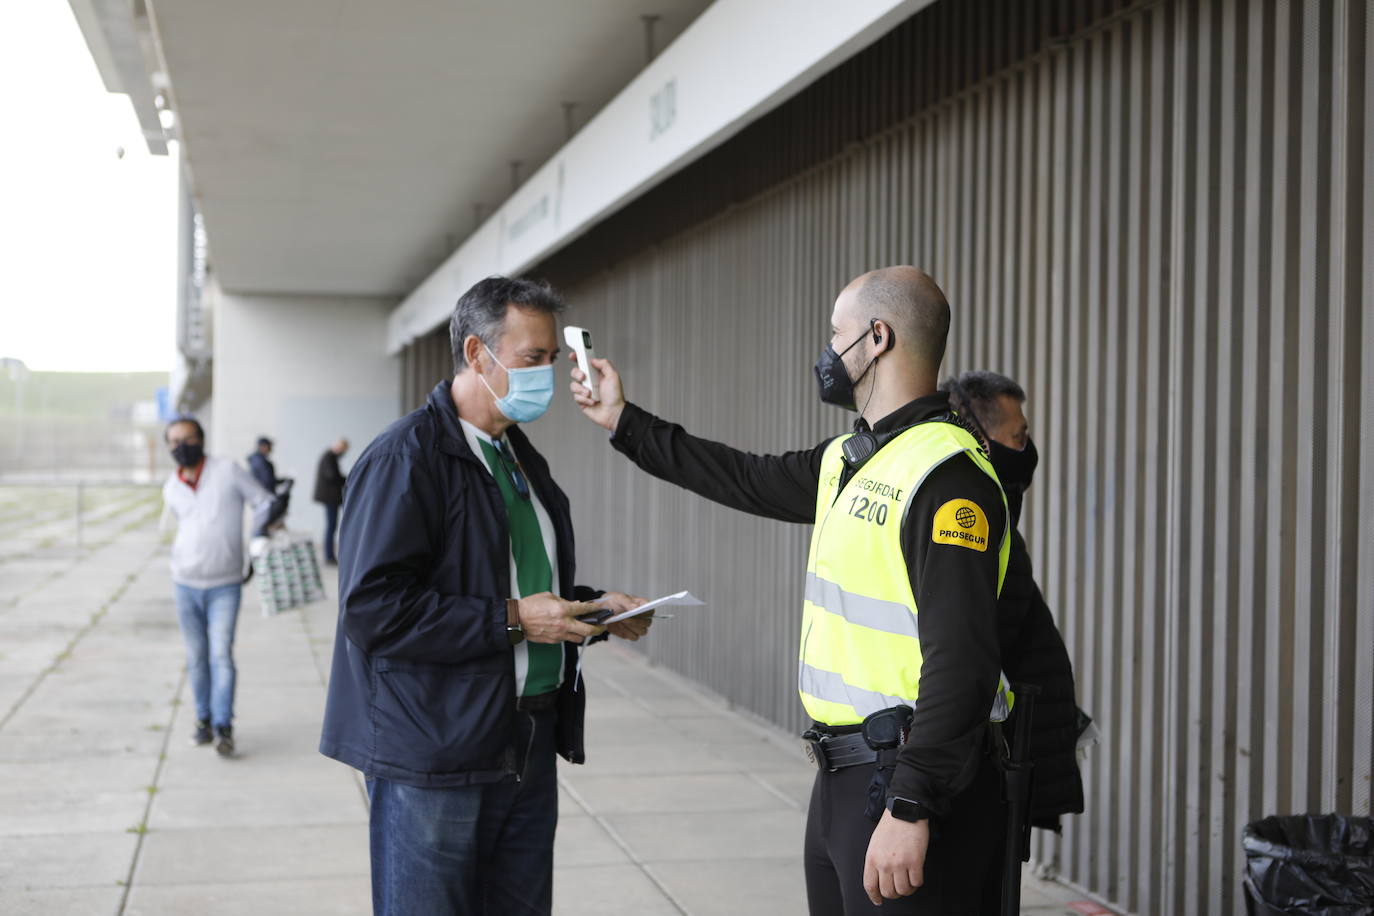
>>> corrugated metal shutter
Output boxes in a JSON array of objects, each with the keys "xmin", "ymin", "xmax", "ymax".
[{"xmin": 398, "ymin": 2, "xmax": 1373, "ymax": 912}]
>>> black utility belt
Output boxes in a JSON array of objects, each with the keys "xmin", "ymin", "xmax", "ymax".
[
  {"xmin": 802, "ymin": 705, "xmax": 914, "ymax": 772},
  {"xmin": 803, "ymin": 730, "xmax": 883, "ymax": 770}
]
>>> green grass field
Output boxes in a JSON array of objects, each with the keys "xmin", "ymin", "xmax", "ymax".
[{"xmin": 0, "ymin": 369, "xmax": 168, "ymax": 418}]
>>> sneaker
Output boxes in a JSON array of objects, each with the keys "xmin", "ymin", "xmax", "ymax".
[
  {"xmin": 214, "ymin": 726, "xmax": 235, "ymax": 757},
  {"xmin": 191, "ymin": 720, "xmax": 212, "ymax": 746}
]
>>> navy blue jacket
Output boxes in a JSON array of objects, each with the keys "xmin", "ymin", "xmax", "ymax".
[
  {"xmin": 247, "ymin": 452, "xmax": 277, "ymax": 491},
  {"xmin": 319, "ymin": 381, "xmax": 601, "ymax": 787},
  {"xmin": 997, "ymin": 527, "xmax": 1086, "ymax": 828}
]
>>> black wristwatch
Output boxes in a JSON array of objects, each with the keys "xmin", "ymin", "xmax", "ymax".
[
  {"xmin": 885, "ymin": 796, "xmax": 930, "ymax": 823},
  {"xmin": 506, "ymin": 599, "xmax": 525, "ymax": 646}
]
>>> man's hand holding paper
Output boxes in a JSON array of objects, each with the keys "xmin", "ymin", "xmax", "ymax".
[{"xmin": 596, "ymin": 590, "xmax": 652, "ymax": 641}]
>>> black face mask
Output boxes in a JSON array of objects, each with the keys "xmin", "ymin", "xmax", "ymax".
[
  {"xmin": 814, "ymin": 325, "xmax": 878, "ymax": 411},
  {"xmin": 171, "ymin": 442, "xmax": 205, "ymax": 469},
  {"xmin": 989, "ymin": 437, "xmax": 1038, "ymax": 528}
]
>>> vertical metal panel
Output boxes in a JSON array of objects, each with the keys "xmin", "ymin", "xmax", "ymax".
[
  {"xmin": 401, "ymin": 325, "xmax": 451, "ymax": 411},
  {"xmin": 1356, "ymin": 0, "xmax": 1374, "ymax": 829},
  {"xmin": 394, "ymin": 1, "xmax": 1372, "ymax": 911}
]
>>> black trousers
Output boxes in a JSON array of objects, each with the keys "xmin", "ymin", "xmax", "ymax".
[{"xmin": 803, "ymin": 750, "xmax": 1005, "ymax": 915}]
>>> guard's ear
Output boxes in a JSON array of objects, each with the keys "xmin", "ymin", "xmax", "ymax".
[{"xmin": 872, "ymin": 320, "xmax": 895, "ymax": 353}]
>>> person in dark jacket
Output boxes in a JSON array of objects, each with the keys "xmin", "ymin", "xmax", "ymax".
[
  {"xmin": 313, "ymin": 438, "xmax": 348, "ymax": 565},
  {"xmin": 247, "ymin": 437, "xmax": 277, "ymax": 491},
  {"xmin": 319, "ymin": 276, "xmax": 652, "ymax": 916},
  {"xmin": 941, "ymin": 371, "xmax": 1087, "ymax": 832},
  {"xmin": 247, "ymin": 437, "xmax": 280, "ymax": 537}
]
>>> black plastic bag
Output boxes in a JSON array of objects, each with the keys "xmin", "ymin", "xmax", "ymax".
[
  {"xmin": 1243, "ymin": 814, "xmax": 1374, "ymax": 915},
  {"xmin": 265, "ymin": 478, "xmax": 293, "ymax": 529}
]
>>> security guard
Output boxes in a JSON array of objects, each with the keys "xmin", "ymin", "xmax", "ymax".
[{"xmin": 571, "ymin": 266, "xmax": 1010, "ymax": 914}]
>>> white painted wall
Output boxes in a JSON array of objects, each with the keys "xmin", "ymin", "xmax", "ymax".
[
  {"xmin": 386, "ymin": 0, "xmax": 935, "ymax": 353},
  {"xmin": 211, "ymin": 293, "xmax": 398, "ymax": 532}
]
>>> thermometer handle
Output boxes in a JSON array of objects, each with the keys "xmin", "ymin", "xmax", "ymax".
[{"xmin": 564, "ymin": 326, "xmax": 601, "ymax": 402}]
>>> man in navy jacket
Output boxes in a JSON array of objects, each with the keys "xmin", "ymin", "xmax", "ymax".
[
  {"xmin": 320, "ymin": 276, "xmax": 650, "ymax": 916},
  {"xmin": 246, "ymin": 437, "xmax": 280, "ymax": 537},
  {"xmin": 941, "ymin": 371, "xmax": 1086, "ymax": 831}
]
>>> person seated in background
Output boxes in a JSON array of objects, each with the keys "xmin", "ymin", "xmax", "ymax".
[
  {"xmin": 940, "ymin": 370, "xmax": 1088, "ymax": 834},
  {"xmin": 313, "ymin": 438, "xmax": 349, "ymax": 566}
]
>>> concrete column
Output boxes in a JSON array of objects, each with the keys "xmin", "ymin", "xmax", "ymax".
[{"xmin": 211, "ymin": 293, "xmax": 399, "ymax": 513}]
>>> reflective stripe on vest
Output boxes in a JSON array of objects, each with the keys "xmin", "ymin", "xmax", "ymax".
[{"xmin": 798, "ymin": 421, "xmax": 1011, "ymax": 726}]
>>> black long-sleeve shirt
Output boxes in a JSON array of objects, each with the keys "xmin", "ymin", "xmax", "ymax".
[{"xmin": 610, "ymin": 392, "xmax": 1005, "ymax": 817}]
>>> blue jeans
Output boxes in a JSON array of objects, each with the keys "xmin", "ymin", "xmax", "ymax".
[
  {"xmin": 322, "ymin": 502, "xmax": 339, "ymax": 562},
  {"xmin": 173, "ymin": 583, "xmax": 241, "ymax": 728},
  {"xmin": 367, "ymin": 706, "xmax": 559, "ymax": 916}
]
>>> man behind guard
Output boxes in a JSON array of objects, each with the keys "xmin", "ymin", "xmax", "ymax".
[
  {"xmin": 571, "ymin": 266, "xmax": 1009, "ymax": 914},
  {"xmin": 942, "ymin": 371, "xmax": 1087, "ymax": 833}
]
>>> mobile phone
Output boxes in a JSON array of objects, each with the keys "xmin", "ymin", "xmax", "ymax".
[{"xmin": 564, "ymin": 326, "xmax": 600, "ymax": 402}]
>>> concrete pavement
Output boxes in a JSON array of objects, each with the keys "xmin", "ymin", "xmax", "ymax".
[{"xmin": 0, "ymin": 509, "xmax": 1111, "ymax": 915}]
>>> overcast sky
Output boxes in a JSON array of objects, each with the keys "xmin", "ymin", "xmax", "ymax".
[{"xmin": 0, "ymin": 0, "xmax": 177, "ymax": 373}]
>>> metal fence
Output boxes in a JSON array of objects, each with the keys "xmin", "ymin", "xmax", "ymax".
[
  {"xmin": 0, "ymin": 483, "xmax": 162, "ymax": 564},
  {"xmin": 401, "ymin": 1, "xmax": 1374, "ymax": 913}
]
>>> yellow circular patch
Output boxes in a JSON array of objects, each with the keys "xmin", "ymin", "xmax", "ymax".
[{"xmin": 932, "ymin": 499, "xmax": 989, "ymax": 552}]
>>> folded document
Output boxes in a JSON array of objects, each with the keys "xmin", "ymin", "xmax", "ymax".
[
  {"xmin": 597, "ymin": 590, "xmax": 705, "ymax": 623},
  {"xmin": 574, "ymin": 591, "xmax": 705, "ymax": 690}
]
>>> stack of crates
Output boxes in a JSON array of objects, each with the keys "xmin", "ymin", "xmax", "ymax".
[{"xmin": 254, "ymin": 534, "xmax": 326, "ymax": 615}]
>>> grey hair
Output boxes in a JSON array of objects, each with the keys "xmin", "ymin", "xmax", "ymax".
[
  {"xmin": 448, "ymin": 276, "xmax": 565, "ymax": 373},
  {"xmin": 939, "ymin": 370, "xmax": 1025, "ymax": 438}
]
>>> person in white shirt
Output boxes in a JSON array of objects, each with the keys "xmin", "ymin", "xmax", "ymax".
[{"xmin": 161, "ymin": 417, "xmax": 272, "ymax": 756}]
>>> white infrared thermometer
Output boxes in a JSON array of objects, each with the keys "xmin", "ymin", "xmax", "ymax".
[{"xmin": 564, "ymin": 326, "xmax": 600, "ymax": 402}]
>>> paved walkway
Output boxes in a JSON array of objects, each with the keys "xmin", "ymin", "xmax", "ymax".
[{"xmin": 0, "ymin": 514, "xmax": 1111, "ymax": 915}]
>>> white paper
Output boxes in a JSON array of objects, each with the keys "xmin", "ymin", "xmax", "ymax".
[
  {"xmin": 573, "ymin": 591, "xmax": 705, "ymax": 691},
  {"xmin": 596, "ymin": 590, "xmax": 704, "ymax": 624}
]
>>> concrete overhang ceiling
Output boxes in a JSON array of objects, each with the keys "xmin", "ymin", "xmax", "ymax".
[{"xmin": 149, "ymin": 0, "xmax": 711, "ymax": 298}]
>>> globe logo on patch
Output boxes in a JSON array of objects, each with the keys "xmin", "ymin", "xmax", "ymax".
[{"xmin": 955, "ymin": 506, "xmax": 978, "ymax": 529}]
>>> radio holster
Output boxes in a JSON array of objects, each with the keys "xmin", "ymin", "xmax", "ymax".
[
  {"xmin": 861, "ymin": 705, "xmax": 913, "ymax": 751},
  {"xmin": 860, "ymin": 705, "xmax": 913, "ymax": 822}
]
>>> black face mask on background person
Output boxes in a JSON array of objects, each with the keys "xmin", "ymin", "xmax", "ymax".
[
  {"xmin": 814, "ymin": 322, "xmax": 880, "ymax": 411},
  {"xmin": 988, "ymin": 436, "xmax": 1038, "ymax": 529},
  {"xmin": 171, "ymin": 442, "xmax": 205, "ymax": 469}
]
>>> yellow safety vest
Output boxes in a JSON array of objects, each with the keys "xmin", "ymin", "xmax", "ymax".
[{"xmin": 798, "ymin": 421, "xmax": 1011, "ymax": 726}]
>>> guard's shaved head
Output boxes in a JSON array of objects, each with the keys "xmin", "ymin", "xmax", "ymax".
[{"xmin": 840, "ymin": 266, "xmax": 950, "ymax": 368}]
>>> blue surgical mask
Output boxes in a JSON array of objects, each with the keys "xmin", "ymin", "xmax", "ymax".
[{"xmin": 479, "ymin": 345, "xmax": 555, "ymax": 423}]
